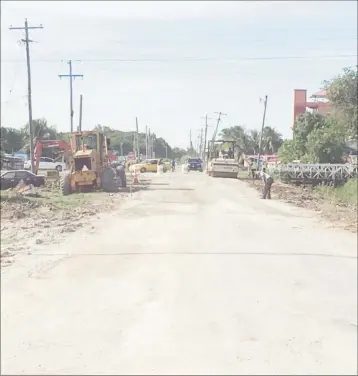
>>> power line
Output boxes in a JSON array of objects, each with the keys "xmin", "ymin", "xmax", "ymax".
[
  {"xmin": 58, "ymin": 60, "xmax": 84, "ymax": 133},
  {"xmin": 1, "ymin": 54, "xmax": 356, "ymax": 64},
  {"xmin": 9, "ymin": 18, "xmax": 43, "ymax": 174}
]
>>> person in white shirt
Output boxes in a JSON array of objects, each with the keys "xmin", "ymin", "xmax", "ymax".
[{"xmin": 257, "ymin": 168, "xmax": 274, "ymax": 199}]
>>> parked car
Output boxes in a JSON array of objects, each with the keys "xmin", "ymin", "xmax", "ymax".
[
  {"xmin": 0, "ymin": 170, "xmax": 45, "ymax": 190},
  {"xmin": 24, "ymin": 157, "xmax": 66, "ymax": 172}
]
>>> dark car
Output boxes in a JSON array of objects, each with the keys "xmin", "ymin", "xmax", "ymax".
[
  {"xmin": 187, "ymin": 158, "xmax": 203, "ymax": 172},
  {"xmin": 0, "ymin": 170, "xmax": 45, "ymax": 190}
]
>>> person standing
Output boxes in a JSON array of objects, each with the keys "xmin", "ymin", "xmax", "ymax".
[
  {"xmin": 251, "ymin": 159, "xmax": 258, "ymax": 179},
  {"xmin": 257, "ymin": 168, "xmax": 274, "ymax": 199}
]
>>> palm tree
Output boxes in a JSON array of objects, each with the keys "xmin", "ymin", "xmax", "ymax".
[
  {"xmin": 20, "ymin": 118, "xmax": 58, "ymax": 151},
  {"xmin": 260, "ymin": 126, "xmax": 283, "ymax": 154},
  {"xmin": 220, "ymin": 125, "xmax": 250, "ymax": 152},
  {"xmin": 248, "ymin": 130, "xmax": 260, "ymax": 154}
]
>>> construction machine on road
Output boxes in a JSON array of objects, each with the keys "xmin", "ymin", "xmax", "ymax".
[
  {"xmin": 60, "ymin": 130, "xmax": 125, "ymax": 195},
  {"xmin": 206, "ymin": 140, "xmax": 239, "ymax": 178}
]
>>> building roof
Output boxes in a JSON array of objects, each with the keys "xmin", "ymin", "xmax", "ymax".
[{"xmin": 310, "ymin": 90, "xmax": 327, "ymax": 98}]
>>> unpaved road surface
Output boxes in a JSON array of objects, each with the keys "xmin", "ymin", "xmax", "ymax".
[{"xmin": 1, "ymin": 172, "xmax": 357, "ymax": 375}]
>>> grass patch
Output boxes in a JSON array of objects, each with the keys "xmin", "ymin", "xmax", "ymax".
[{"xmin": 314, "ymin": 179, "xmax": 358, "ymax": 206}]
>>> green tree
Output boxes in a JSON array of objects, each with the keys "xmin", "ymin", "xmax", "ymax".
[
  {"xmin": 278, "ymin": 113, "xmax": 345, "ymax": 163},
  {"xmin": 0, "ymin": 127, "xmax": 23, "ymax": 153},
  {"xmin": 261, "ymin": 126, "xmax": 283, "ymax": 154},
  {"xmin": 323, "ymin": 66, "xmax": 358, "ymax": 140},
  {"xmin": 304, "ymin": 117, "xmax": 345, "ymax": 163},
  {"xmin": 220, "ymin": 125, "xmax": 250, "ymax": 152},
  {"xmin": 248, "ymin": 130, "xmax": 260, "ymax": 154},
  {"xmin": 22, "ymin": 118, "xmax": 58, "ymax": 141},
  {"xmin": 277, "ymin": 139, "xmax": 302, "ymax": 163}
]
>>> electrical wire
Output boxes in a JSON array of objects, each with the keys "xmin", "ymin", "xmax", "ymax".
[
  {"xmin": 1, "ymin": 54, "xmax": 356, "ymax": 64},
  {"xmin": 1, "ymin": 66, "xmax": 22, "ymax": 124}
]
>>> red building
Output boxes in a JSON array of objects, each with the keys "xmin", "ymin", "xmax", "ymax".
[{"xmin": 293, "ymin": 89, "xmax": 331, "ymax": 125}]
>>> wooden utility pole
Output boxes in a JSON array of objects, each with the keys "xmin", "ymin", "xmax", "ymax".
[
  {"xmin": 145, "ymin": 125, "xmax": 148, "ymax": 159},
  {"xmin": 212, "ymin": 112, "xmax": 227, "ymax": 142},
  {"xmin": 198, "ymin": 128, "xmax": 204, "ymax": 158},
  {"xmin": 257, "ymin": 95, "xmax": 268, "ymax": 171},
  {"xmin": 201, "ymin": 114, "xmax": 212, "ymax": 163},
  {"xmin": 9, "ymin": 19, "xmax": 43, "ymax": 173},
  {"xmin": 78, "ymin": 94, "xmax": 83, "ymax": 131},
  {"xmin": 135, "ymin": 117, "xmax": 140, "ymax": 159},
  {"xmin": 58, "ymin": 60, "xmax": 83, "ymax": 133}
]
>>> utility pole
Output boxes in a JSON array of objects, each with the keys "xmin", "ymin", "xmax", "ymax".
[
  {"xmin": 198, "ymin": 128, "xmax": 204, "ymax": 158},
  {"xmin": 78, "ymin": 94, "xmax": 83, "ymax": 131},
  {"xmin": 145, "ymin": 125, "xmax": 148, "ymax": 159},
  {"xmin": 58, "ymin": 60, "xmax": 83, "ymax": 133},
  {"xmin": 9, "ymin": 19, "xmax": 43, "ymax": 173},
  {"xmin": 120, "ymin": 142, "xmax": 123, "ymax": 157},
  {"xmin": 212, "ymin": 112, "xmax": 227, "ymax": 142},
  {"xmin": 135, "ymin": 117, "xmax": 140, "ymax": 160},
  {"xmin": 151, "ymin": 134, "xmax": 155, "ymax": 158},
  {"xmin": 201, "ymin": 114, "xmax": 212, "ymax": 163},
  {"xmin": 165, "ymin": 144, "xmax": 168, "ymax": 159},
  {"xmin": 257, "ymin": 95, "xmax": 268, "ymax": 171}
]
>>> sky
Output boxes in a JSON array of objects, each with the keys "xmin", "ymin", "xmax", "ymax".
[{"xmin": 1, "ymin": 0, "xmax": 357, "ymax": 149}]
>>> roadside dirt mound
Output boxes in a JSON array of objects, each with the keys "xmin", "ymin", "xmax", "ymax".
[
  {"xmin": 246, "ymin": 180, "xmax": 357, "ymax": 233},
  {"xmin": 0, "ymin": 188, "xmax": 128, "ymax": 268}
]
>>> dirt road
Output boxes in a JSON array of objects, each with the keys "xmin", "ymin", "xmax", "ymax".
[{"xmin": 1, "ymin": 172, "xmax": 357, "ymax": 375}]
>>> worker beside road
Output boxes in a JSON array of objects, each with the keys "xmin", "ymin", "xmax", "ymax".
[
  {"xmin": 171, "ymin": 159, "xmax": 176, "ymax": 171},
  {"xmin": 257, "ymin": 168, "xmax": 274, "ymax": 199},
  {"xmin": 250, "ymin": 159, "xmax": 258, "ymax": 179}
]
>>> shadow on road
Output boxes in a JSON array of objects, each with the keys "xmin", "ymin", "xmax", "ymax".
[
  {"xmin": 147, "ymin": 187, "xmax": 195, "ymax": 191},
  {"xmin": 120, "ymin": 185, "xmax": 148, "ymax": 193}
]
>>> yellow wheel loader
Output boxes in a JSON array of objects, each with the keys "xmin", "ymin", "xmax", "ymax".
[{"xmin": 60, "ymin": 130, "xmax": 123, "ymax": 195}]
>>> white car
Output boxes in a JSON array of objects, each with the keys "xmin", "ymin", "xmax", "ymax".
[{"xmin": 24, "ymin": 157, "xmax": 67, "ymax": 172}]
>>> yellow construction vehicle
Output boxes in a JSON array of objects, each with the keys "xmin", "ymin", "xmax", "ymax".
[{"xmin": 60, "ymin": 130, "xmax": 124, "ymax": 195}]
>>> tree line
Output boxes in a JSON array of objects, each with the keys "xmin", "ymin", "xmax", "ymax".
[{"xmin": 0, "ymin": 121, "xmax": 188, "ymax": 160}]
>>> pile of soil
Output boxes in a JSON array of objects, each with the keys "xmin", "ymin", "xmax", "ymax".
[{"xmin": 246, "ymin": 180, "xmax": 357, "ymax": 233}]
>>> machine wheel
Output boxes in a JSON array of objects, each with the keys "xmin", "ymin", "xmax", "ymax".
[
  {"xmin": 140, "ymin": 167, "xmax": 146, "ymax": 173},
  {"xmin": 102, "ymin": 167, "xmax": 118, "ymax": 192},
  {"xmin": 56, "ymin": 165, "xmax": 63, "ymax": 172},
  {"xmin": 60, "ymin": 172, "xmax": 72, "ymax": 196}
]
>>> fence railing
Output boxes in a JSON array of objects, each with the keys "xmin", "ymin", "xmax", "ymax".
[{"xmin": 267, "ymin": 163, "xmax": 357, "ymax": 184}]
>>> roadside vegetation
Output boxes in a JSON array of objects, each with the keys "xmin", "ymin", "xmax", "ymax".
[{"xmin": 314, "ymin": 178, "xmax": 357, "ymax": 206}]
